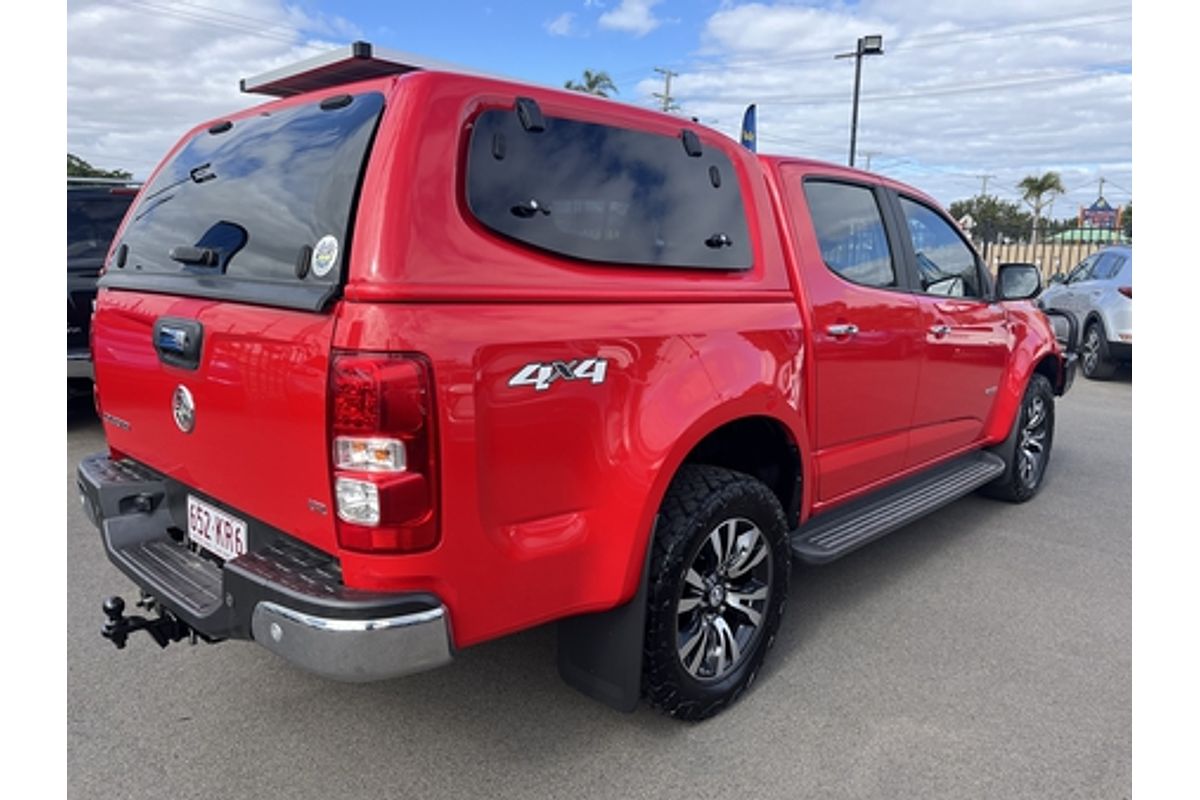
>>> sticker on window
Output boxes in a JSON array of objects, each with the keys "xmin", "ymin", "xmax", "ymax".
[{"xmin": 311, "ymin": 235, "xmax": 339, "ymax": 277}]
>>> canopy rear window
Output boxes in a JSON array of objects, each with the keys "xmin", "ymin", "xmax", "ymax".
[
  {"xmin": 466, "ymin": 107, "xmax": 751, "ymax": 271},
  {"xmin": 103, "ymin": 91, "xmax": 384, "ymax": 311}
]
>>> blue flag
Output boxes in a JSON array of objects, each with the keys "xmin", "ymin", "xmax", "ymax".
[{"xmin": 740, "ymin": 104, "xmax": 757, "ymax": 152}]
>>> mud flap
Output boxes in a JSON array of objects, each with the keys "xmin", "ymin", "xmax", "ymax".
[{"xmin": 556, "ymin": 523, "xmax": 654, "ymax": 712}]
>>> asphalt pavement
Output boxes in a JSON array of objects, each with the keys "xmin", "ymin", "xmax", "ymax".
[{"xmin": 67, "ymin": 372, "xmax": 1131, "ymax": 800}]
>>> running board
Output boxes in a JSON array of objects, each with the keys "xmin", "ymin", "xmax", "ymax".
[{"xmin": 791, "ymin": 451, "xmax": 1005, "ymax": 564}]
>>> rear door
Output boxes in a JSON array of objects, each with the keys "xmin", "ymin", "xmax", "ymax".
[
  {"xmin": 92, "ymin": 91, "xmax": 386, "ymax": 553},
  {"xmin": 780, "ymin": 171, "xmax": 924, "ymax": 503}
]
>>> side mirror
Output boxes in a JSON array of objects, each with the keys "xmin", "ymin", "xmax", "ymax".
[{"xmin": 996, "ymin": 262, "xmax": 1042, "ymax": 301}]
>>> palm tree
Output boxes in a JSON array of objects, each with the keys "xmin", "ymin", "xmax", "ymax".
[
  {"xmin": 564, "ymin": 69, "xmax": 618, "ymax": 98},
  {"xmin": 1018, "ymin": 172, "xmax": 1066, "ymax": 247}
]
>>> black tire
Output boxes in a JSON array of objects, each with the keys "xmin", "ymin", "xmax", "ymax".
[
  {"xmin": 1080, "ymin": 321, "xmax": 1117, "ymax": 380},
  {"xmin": 643, "ymin": 464, "xmax": 790, "ymax": 721},
  {"xmin": 982, "ymin": 373, "xmax": 1055, "ymax": 503}
]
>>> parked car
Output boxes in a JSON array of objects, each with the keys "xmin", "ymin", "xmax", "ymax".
[
  {"xmin": 1039, "ymin": 245, "xmax": 1131, "ymax": 379},
  {"xmin": 68, "ymin": 179, "xmax": 138, "ymax": 397},
  {"xmin": 78, "ymin": 43, "xmax": 1074, "ymax": 721}
]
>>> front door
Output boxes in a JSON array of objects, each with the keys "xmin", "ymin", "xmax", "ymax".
[{"xmin": 891, "ymin": 194, "xmax": 1010, "ymax": 467}]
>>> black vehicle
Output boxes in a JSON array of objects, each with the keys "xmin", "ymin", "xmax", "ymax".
[{"xmin": 68, "ymin": 178, "xmax": 138, "ymax": 398}]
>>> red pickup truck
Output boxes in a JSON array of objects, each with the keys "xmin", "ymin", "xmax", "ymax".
[{"xmin": 79, "ymin": 43, "xmax": 1074, "ymax": 721}]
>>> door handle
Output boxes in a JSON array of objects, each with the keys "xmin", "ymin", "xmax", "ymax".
[
  {"xmin": 929, "ymin": 324, "xmax": 951, "ymax": 338},
  {"xmin": 154, "ymin": 317, "xmax": 204, "ymax": 370},
  {"xmin": 826, "ymin": 323, "xmax": 859, "ymax": 338}
]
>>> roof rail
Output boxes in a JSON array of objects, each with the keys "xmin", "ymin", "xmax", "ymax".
[{"xmin": 240, "ymin": 40, "xmax": 493, "ymax": 98}]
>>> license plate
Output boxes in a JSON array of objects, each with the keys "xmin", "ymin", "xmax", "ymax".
[{"xmin": 187, "ymin": 495, "xmax": 247, "ymax": 562}]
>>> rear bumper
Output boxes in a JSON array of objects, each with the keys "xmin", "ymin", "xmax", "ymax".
[{"xmin": 77, "ymin": 453, "xmax": 453, "ymax": 682}]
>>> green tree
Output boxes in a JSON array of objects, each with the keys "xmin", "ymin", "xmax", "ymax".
[
  {"xmin": 1121, "ymin": 201, "xmax": 1132, "ymax": 239},
  {"xmin": 68, "ymin": 153, "xmax": 132, "ymax": 179},
  {"xmin": 1017, "ymin": 172, "xmax": 1066, "ymax": 247},
  {"xmin": 948, "ymin": 195, "xmax": 1031, "ymax": 245},
  {"xmin": 564, "ymin": 69, "xmax": 618, "ymax": 98}
]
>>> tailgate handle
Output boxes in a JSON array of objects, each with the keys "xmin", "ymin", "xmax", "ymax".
[{"xmin": 153, "ymin": 318, "xmax": 204, "ymax": 371}]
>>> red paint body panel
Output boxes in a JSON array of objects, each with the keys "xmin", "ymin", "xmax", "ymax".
[
  {"xmin": 331, "ymin": 301, "xmax": 804, "ymax": 645},
  {"xmin": 89, "ymin": 70, "xmax": 1066, "ymax": 652},
  {"xmin": 907, "ymin": 296, "xmax": 1010, "ymax": 466}
]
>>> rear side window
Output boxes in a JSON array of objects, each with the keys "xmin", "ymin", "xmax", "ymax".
[
  {"xmin": 107, "ymin": 92, "xmax": 385, "ymax": 311},
  {"xmin": 1094, "ymin": 252, "xmax": 1127, "ymax": 280},
  {"xmin": 802, "ymin": 180, "xmax": 895, "ymax": 288},
  {"xmin": 897, "ymin": 196, "xmax": 982, "ymax": 298},
  {"xmin": 465, "ymin": 108, "xmax": 751, "ymax": 270}
]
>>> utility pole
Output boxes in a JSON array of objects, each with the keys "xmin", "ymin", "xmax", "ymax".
[
  {"xmin": 835, "ymin": 35, "xmax": 884, "ymax": 168},
  {"xmin": 976, "ymin": 174, "xmax": 996, "ymax": 197},
  {"xmin": 653, "ymin": 67, "xmax": 680, "ymax": 113},
  {"xmin": 1098, "ymin": 176, "xmax": 1106, "ymax": 200}
]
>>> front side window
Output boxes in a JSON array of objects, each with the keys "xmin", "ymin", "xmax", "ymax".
[
  {"xmin": 465, "ymin": 108, "xmax": 751, "ymax": 270},
  {"xmin": 898, "ymin": 197, "xmax": 982, "ymax": 298},
  {"xmin": 802, "ymin": 180, "xmax": 895, "ymax": 288},
  {"xmin": 1066, "ymin": 254, "xmax": 1098, "ymax": 283}
]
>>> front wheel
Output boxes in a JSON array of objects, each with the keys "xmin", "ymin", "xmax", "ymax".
[
  {"xmin": 983, "ymin": 373, "xmax": 1055, "ymax": 503},
  {"xmin": 642, "ymin": 465, "xmax": 790, "ymax": 721},
  {"xmin": 1081, "ymin": 322, "xmax": 1117, "ymax": 380}
]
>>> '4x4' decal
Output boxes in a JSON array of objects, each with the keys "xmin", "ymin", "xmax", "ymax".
[{"xmin": 508, "ymin": 358, "xmax": 608, "ymax": 392}]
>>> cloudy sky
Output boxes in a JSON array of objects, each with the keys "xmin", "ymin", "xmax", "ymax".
[{"xmin": 67, "ymin": 0, "xmax": 1131, "ymax": 214}]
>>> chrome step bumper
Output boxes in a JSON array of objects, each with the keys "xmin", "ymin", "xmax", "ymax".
[{"xmin": 78, "ymin": 452, "xmax": 453, "ymax": 682}]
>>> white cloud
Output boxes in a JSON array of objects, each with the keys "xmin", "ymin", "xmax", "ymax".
[
  {"xmin": 545, "ymin": 12, "xmax": 576, "ymax": 37},
  {"xmin": 67, "ymin": 0, "xmax": 361, "ymax": 179},
  {"xmin": 599, "ymin": 0, "xmax": 664, "ymax": 37},
  {"xmin": 635, "ymin": 1, "xmax": 1131, "ymax": 209}
]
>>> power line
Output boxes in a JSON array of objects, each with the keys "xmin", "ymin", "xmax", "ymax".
[
  {"xmin": 110, "ymin": 0, "xmax": 309, "ymax": 46},
  {"xmin": 638, "ymin": 10, "xmax": 1130, "ymax": 80},
  {"xmin": 727, "ymin": 66, "xmax": 1129, "ymax": 108}
]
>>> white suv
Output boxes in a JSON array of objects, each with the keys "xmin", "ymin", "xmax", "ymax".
[{"xmin": 1040, "ymin": 245, "xmax": 1132, "ymax": 380}]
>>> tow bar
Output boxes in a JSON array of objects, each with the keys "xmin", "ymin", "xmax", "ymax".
[{"xmin": 100, "ymin": 595, "xmax": 194, "ymax": 649}]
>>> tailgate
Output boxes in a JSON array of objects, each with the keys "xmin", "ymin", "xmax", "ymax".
[
  {"xmin": 93, "ymin": 292, "xmax": 340, "ymax": 551},
  {"xmin": 91, "ymin": 89, "xmax": 387, "ymax": 554}
]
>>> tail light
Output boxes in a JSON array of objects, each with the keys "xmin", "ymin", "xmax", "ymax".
[
  {"xmin": 330, "ymin": 353, "xmax": 438, "ymax": 553},
  {"xmin": 1118, "ymin": 286, "xmax": 1132, "ymax": 299}
]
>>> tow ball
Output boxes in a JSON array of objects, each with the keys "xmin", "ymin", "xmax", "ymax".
[{"xmin": 100, "ymin": 595, "xmax": 193, "ymax": 649}]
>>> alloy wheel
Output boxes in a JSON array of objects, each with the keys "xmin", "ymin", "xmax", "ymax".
[
  {"xmin": 1082, "ymin": 328, "xmax": 1101, "ymax": 375},
  {"xmin": 675, "ymin": 517, "xmax": 773, "ymax": 682},
  {"xmin": 1017, "ymin": 394, "xmax": 1049, "ymax": 488}
]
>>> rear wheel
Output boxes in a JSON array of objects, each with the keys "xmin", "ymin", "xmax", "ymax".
[
  {"xmin": 643, "ymin": 465, "xmax": 790, "ymax": 721},
  {"xmin": 1081, "ymin": 322, "xmax": 1117, "ymax": 380}
]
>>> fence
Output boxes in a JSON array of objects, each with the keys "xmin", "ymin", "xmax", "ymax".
[{"xmin": 976, "ymin": 240, "xmax": 1122, "ymax": 280}]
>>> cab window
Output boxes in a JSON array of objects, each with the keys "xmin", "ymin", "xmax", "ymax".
[
  {"xmin": 802, "ymin": 180, "xmax": 896, "ymax": 288},
  {"xmin": 897, "ymin": 196, "xmax": 982, "ymax": 298}
]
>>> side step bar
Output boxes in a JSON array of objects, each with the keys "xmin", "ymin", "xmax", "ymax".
[{"xmin": 791, "ymin": 451, "xmax": 1005, "ymax": 564}]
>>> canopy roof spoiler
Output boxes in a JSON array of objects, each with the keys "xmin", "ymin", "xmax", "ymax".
[{"xmin": 240, "ymin": 41, "xmax": 492, "ymax": 97}]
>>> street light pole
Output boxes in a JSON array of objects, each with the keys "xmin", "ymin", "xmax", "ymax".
[{"xmin": 835, "ymin": 35, "xmax": 884, "ymax": 168}]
